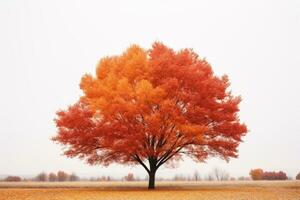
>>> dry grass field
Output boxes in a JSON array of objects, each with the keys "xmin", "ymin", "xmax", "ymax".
[{"xmin": 0, "ymin": 181, "xmax": 299, "ymax": 200}]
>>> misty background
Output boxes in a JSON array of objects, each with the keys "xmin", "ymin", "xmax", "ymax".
[{"xmin": 0, "ymin": 0, "xmax": 299, "ymax": 179}]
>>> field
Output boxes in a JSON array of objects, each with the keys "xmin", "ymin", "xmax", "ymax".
[{"xmin": 0, "ymin": 181, "xmax": 299, "ymax": 200}]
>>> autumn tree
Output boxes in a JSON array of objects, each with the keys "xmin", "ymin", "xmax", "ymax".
[
  {"xmin": 124, "ymin": 173, "xmax": 135, "ymax": 181},
  {"xmin": 212, "ymin": 168, "xmax": 230, "ymax": 181},
  {"xmin": 69, "ymin": 173, "xmax": 80, "ymax": 181},
  {"xmin": 249, "ymin": 168, "xmax": 264, "ymax": 180},
  {"xmin": 57, "ymin": 171, "xmax": 69, "ymax": 182},
  {"xmin": 296, "ymin": 172, "xmax": 300, "ymax": 180},
  {"xmin": 35, "ymin": 172, "xmax": 48, "ymax": 182},
  {"xmin": 262, "ymin": 171, "xmax": 287, "ymax": 180},
  {"xmin": 53, "ymin": 43, "xmax": 247, "ymax": 189},
  {"xmin": 4, "ymin": 176, "xmax": 21, "ymax": 182},
  {"xmin": 250, "ymin": 169, "xmax": 288, "ymax": 180},
  {"xmin": 49, "ymin": 172, "xmax": 58, "ymax": 182}
]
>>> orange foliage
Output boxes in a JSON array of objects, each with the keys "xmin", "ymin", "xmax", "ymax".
[
  {"xmin": 53, "ymin": 42, "xmax": 247, "ymax": 189},
  {"xmin": 250, "ymin": 169, "xmax": 288, "ymax": 180},
  {"xmin": 296, "ymin": 172, "xmax": 300, "ymax": 180},
  {"xmin": 250, "ymin": 169, "xmax": 264, "ymax": 180}
]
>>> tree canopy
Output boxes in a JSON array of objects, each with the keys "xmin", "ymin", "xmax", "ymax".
[{"xmin": 53, "ymin": 42, "xmax": 247, "ymax": 189}]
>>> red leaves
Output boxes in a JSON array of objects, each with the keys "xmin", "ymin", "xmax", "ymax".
[
  {"xmin": 250, "ymin": 169, "xmax": 288, "ymax": 180},
  {"xmin": 53, "ymin": 42, "xmax": 248, "ymax": 172}
]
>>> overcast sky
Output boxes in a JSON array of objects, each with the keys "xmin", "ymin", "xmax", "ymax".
[{"xmin": 0, "ymin": 0, "xmax": 299, "ymax": 179}]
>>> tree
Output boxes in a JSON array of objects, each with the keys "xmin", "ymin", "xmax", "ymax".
[
  {"xmin": 52, "ymin": 43, "xmax": 247, "ymax": 189},
  {"xmin": 98, "ymin": 175, "xmax": 110, "ymax": 181},
  {"xmin": 276, "ymin": 171, "xmax": 288, "ymax": 180},
  {"xmin": 205, "ymin": 173, "xmax": 214, "ymax": 181},
  {"xmin": 57, "ymin": 171, "xmax": 69, "ymax": 182},
  {"xmin": 193, "ymin": 170, "xmax": 201, "ymax": 181},
  {"xmin": 262, "ymin": 171, "xmax": 287, "ymax": 180},
  {"xmin": 250, "ymin": 169, "xmax": 288, "ymax": 180},
  {"xmin": 212, "ymin": 168, "xmax": 230, "ymax": 181},
  {"xmin": 106, "ymin": 176, "xmax": 111, "ymax": 181},
  {"xmin": 69, "ymin": 173, "xmax": 79, "ymax": 181},
  {"xmin": 173, "ymin": 174, "xmax": 188, "ymax": 181},
  {"xmin": 36, "ymin": 172, "xmax": 48, "ymax": 182},
  {"xmin": 124, "ymin": 173, "xmax": 135, "ymax": 181},
  {"xmin": 4, "ymin": 176, "xmax": 21, "ymax": 182},
  {"xmin": 238, "ymin": 176, "xmax": 250, "ymax": 181},
  {"xmin": 296, "ymin": 172, "xmax": 300, "ymax": 180},
  {"xmin": 49, "ymin": 172, "xmax": 58, "ymax": 182},
  {"xmin": 249, "ymin": 168, "xmax": 264, "ymax": 180}
]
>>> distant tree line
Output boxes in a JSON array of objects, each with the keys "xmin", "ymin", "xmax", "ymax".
[
  {"xmin": 34, "ymin": 171, "xmax": 79, "ymax": 182},
  {"xmin": 1, "ymin": 171, "xmax": 79, "ymax": 182},
  {"xmin": 3, "ymin": 176, "xmax": 22, "ymax": 182},
  {"xmin": 1, "ymin": 169, "xmax": 300, "ymax": 182},
  {"xmin": 249, "ymin": 169, "xmax": 289, "ymax": 180}
]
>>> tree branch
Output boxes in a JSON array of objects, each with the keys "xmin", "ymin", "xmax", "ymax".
[
  {"xmin": 156, "ymin": 141, "xmax": 194, "ymax": 168},
  {"xmin": 133, "ymin": 154, "xmax": 150, "ymax": 173}
]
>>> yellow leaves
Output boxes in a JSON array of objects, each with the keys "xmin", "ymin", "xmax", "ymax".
[
  {"xmin": 93, "ymin": 97, "xmax": 109, "ymax": 111},
  {"xmin": 95, "ymin": 45, "xmax": 148, "ymax": 83},
  {"xmin": 117, "ymin": 78, "xmax": 134, "ymax": 99},
  {"xmin": 134, "ymin": 80, "xmax": 165, "ymax": 105},
  {"xmin": 96, "ymin": 57, "xmax": 118, "ymax": 79},
  {"xmin": 80, "ymin": 75, "xmax": 106, "ymax": 99},
  {"xmin": 82, "ymin": 45, "xmax": 154, "ymax": 117},
  {"xmin": 135, "ymin": 80, "xmax": 153, "ymax": 100},
  {"xmin": 80, "ymin": 74, "xmax": 93, "ymax": 91},
  {"xmin": 122, "ymin": 45, "xmax": 148, "ymax": 82},
  {"xmin": 80, "ymin": 74, "xmax": 110, "ymax": 100},
  {"xmin": 80, "ymin": 44, "xmax": 162, "ymax": 118}
]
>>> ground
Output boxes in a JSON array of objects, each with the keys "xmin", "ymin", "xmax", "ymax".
[{"xmin": 0, "ymin": 181, "xmax": 299, "ymax": 200}]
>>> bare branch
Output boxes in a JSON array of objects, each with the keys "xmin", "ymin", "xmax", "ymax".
[{"xmin": 133, "ymin": 154, "xmax": 150, "ymax": 173}]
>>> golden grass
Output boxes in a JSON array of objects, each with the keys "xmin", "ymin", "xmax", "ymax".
[{"xmin": 0, "ymin": 181, "xmax": 299, "ymax": 200}]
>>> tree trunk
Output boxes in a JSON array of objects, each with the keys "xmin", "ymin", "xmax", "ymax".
[{"xmin": 148, "ymin": 170, "xmax": 156, "ymax": 189}]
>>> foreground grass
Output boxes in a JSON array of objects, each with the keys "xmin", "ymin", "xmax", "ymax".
[{"xmin": 0, "ymin": 181, "xmax": 299, "ymax": 200}]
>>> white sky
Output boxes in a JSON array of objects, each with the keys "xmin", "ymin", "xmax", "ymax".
[{"xmin": 0, "ymin": 0, "xmax": 299, "ymax": 179}]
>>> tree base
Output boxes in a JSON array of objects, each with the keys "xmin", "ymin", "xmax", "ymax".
[{"xmin": 148, "ymin": 171, "xmax": 156, "ymax": 189}]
